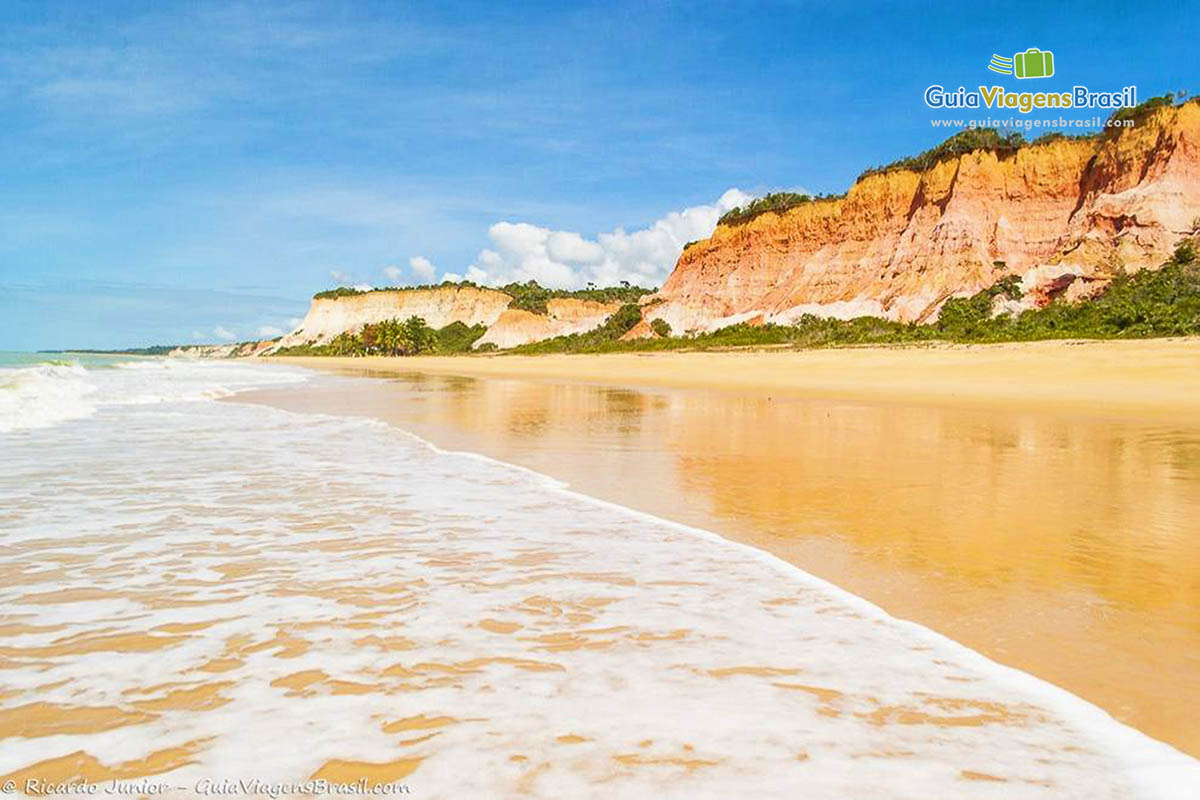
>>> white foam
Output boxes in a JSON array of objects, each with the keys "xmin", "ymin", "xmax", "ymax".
[
  {"xmin": 0, "ymin": 364, "xmax": 1195, "ymax": 799},
  {"xmin": 0, "ymin": 358, "xmax": 309, "ymax": 435},
  {"xmin": 0, "ymin": 363, "xmax": 97, "ymax": 433}
]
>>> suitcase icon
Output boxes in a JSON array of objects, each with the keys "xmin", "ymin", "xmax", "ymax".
[{"xmin": 1013, "ymin": 48, "xmax": 1054, "ymax": 79}]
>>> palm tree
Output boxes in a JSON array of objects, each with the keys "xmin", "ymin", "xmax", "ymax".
[
  {"xmin": 360, "ymin": 323, "xmax": 379, "ymax": 354},
  {"xmin": 401, "ymin": 316, "xmax": 434, "ymax": 354}
]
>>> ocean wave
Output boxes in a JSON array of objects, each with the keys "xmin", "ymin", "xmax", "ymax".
[
  {"xmin": 0, "ymin": 371, "xmax": 1196, "ymax": 796},
  {"xmin": 0, "ymin": 363, "xmax": 98, "ymax": 433},
  {"xmin": 0, "ymin": 358, "xmax": 309, "ymax": 435}
]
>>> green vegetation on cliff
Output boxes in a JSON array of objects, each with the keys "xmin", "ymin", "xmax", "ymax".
[
  {"xmin": 275, "ymin": 316, "xmax": 484, "ymax": 356},
  {"xmin": 499, "ymin": 280, "xmax": 651, "ymax": 314},
  {"xmin": 857, "ymin": 96, "xmax": 1197, "ymax": 180},
  {"xmin": 1107, "ymin": 93, "xmax": 1187, "ymax": 129},
  {"xmin": 283, "ymin": 241, "xmax": 1200, "ymax": 359},
  {"xmin": 859, "ymin": 128, "xmax": 1027, "ymax": 179},
  {"xmin": 717, "ymin": 192, "xmax": 845, "ymax": 227},
  {"xmin": 508, "ymin": 304, "xmax": 643, "ymax": 354},
  {"xmin": 504, "ymin": 241, "xmax": 1200, "ymax": 354},
  {"xmin": 312, "ymin": 279, "xmax": 651, "ymax": 314},
  {"xmin": 709, "ymin": 96, "xmax": 1200, "ymax": 239}
]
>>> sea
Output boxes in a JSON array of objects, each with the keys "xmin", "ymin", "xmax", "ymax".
[{"xmin": 0, "ymin": 351, "xmax": 1196, "ymax": 798}]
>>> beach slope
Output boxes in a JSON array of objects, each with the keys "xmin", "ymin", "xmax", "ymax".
[{"xmin": 271, "ymin": 337, "xmax": 1200, "ymax": 422}]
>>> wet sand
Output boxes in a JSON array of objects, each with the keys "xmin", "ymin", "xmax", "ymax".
[
  {"xmin": 243, "ymin": 338, "xmax": 1200, "ymax": 756},
  {"xmin": 270, "ymin": 337, "xmax": 1200, "ymax": 422}
]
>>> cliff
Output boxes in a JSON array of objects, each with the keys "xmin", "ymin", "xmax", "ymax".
[
  {"xmin": 474, "ymin": 298, "xmax": 621, "ymax": 350},
  {"xmin": 169, "ymin": 340, "xmax": 276, "ymax": 359},
  {"xmin": 649, "ymin": 102, "xmax": 1200, "ymax": 331},
  {"xmin": 272, "ymin": 286, "xmax": 513, "ymax": 351},
  {"xmin": 267, "ymin": 286, "xmax": 635, "ymax": 353}
]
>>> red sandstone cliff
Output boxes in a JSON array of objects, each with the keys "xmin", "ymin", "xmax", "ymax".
[{"xmin": 649, "ymin": 102, "xmax": 1200, "ymax": 331}]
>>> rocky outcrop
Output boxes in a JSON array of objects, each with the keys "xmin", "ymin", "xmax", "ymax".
[
  {"xmin": 649, "ymin": 102, "xmax": 1200, "ymax": 331},
  {"xmin": 474, "ymin": 298, "xmax": 620, "ymax": 349}
]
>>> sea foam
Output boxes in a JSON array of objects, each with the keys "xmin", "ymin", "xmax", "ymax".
[
  {"xmin": 0, "ymin": 362, "xmax": 98, "ymax": 433},
  {"xmin": 0, "ymin": 361, "xmax": 1196, "ymax": 798}
]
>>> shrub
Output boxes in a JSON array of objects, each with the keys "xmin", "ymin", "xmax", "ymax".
[
  {"xmin": 1107, "ymin": 94, "xmax": 1176, "ymax": 128},
  {"xmin": 287, "ymin": 250, "xmax": 1200, "ymax": 357},
  {"xmin": 859, "ymin": 128, "xmax": 1027, "ymax": 179},
  {"xmin": 313, "ymin": 286, "xmax": 371, "ymax": 300},
  {"xmin": 510, "ymin": 304, "xmax": 645, "ymax": 354},
  {"xmin": 990, "ymin": 274, "xmax": 1023, "ymax": 300},
  {"xmin": 506, "ymin": 251, "xmax": 1200, "ymax": 353},
  {"xmin": 718, "ymin": 192, "xmax": 845, "ymax": 227},
  {"xmin": 435, "ymin": 321, "xmax": 487, "ymax": 353},
  {"xmin": 499, "ymin": 280, "xmax": 652, "ymax": 314},
  {"xmin": 312, "ymin": 280, "xmax": 653, "ymax": 312},
  {"xmin": 276, "ymin": 316, "xmax": 441, "ymax": 357}
]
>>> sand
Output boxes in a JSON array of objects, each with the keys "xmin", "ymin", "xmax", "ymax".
[
  {"xmin": 268, "ymin": 337, "xmax": 1200, "ymax": 422},
  {"xmin": 244, "ymin": 336, "xmax": 1200, "ymax": 756}
]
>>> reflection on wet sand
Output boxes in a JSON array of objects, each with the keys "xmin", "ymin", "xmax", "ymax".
[
  {"xmin": 14, "ymin": 393, "xmax": 1180, "ymax": 797},
  {"xmin": 239, "ymin": 368, "xmax": 1200, "ymax": 755}
]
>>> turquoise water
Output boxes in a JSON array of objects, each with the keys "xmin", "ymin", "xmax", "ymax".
[{"xmin": 0, "ymin": 350, "xmax": 145, "ymax": 369}]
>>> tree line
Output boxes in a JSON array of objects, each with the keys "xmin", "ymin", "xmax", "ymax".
[{"xmin": 326, "ymin": 316, "xmax": 437, "ymax": 356}]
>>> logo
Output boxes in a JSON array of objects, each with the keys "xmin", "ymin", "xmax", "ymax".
[
  {"xmin": 988, "ymin": 48, "xmax": 1055, "ymax": 79},
  {"xmin": 922, "ymin": 44, "xmax": 1137, "ymax": 129}
]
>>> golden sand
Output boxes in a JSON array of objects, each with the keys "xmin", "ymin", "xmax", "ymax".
[
  {"xmin": 241, "ymin": 337, "xmax": 1200, "ymax": 755},
  {"xmin": 309, "ymin": 756, "xmax": 422, "ymax": 787},
  {"xmin": 269, "ymin": 337, "xmax": 1200, "ymax": 422},
  {"xmin": 0, "ymin": 741, "xmax": 206, "ymax": 785}
]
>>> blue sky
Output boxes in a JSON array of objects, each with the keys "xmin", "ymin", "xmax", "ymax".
[{"xmin": 1, "ymin": 0, "xmax": 1195, "ymax": 349}]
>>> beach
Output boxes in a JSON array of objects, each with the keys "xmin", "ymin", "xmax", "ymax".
[
  {"xmin": 269, "ymin": 337, "xmax": 1200, "ymax": 422},
  {"xmin": 1, "ymin": 348, "xmax": 1198, "ymax": 797},
  {"xmin": 250, "ymin": 337, "xmax": 1200, "ymax": 757},
  {"xmin": 8, "ymin": 1, "xmax": 1199, "ymax": 796}
]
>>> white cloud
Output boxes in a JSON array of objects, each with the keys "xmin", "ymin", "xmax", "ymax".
[
  {"xmin": 457, "ymin": 188, "xmax": 752, "ymax": 289},
  {"xmin": 257, "ymin": 325, "xmax": 284, "ymax": 337},
  {"xmin": 351, "ymin": 283, "xmax": 373, "ymax": 292},
  {"xmin": 382, "ymin": 264, "xmax": 403, "ymax": 282},
  {"xmin": 192, "ymin": 330, "xmax": 206, "ymax": 341},
  {"xmin": 438, "ymin": 265, "xmax": 487, "ymax": 284},
  {"xmin": 409, "ymin": 255, "xmax": 436, "ymax": 282},
  {"xmin": 213, "ymin": 326, "xmax": 236, "ymax": 341}
]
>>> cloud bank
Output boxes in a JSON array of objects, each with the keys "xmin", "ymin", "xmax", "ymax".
[{"xmin": 437, "ymin": 188, "xmax": 751, "ymax": 289}]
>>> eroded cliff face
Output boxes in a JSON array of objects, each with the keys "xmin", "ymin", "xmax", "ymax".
[
  {"xmin": 271, "ymin": 286, "xmax": 514, "ymax": 351},
  {"xmin": 474, "ymin": 298, "xmax": 620, "ymax": 349},
  {"xmin": 650, "ymin": 103, "xmax": 1200, "ymax": 330},
  {"xmin": 169, "ymin": 340, "xmax": 276, "ymax": 359},
  {"xmin": 269, "ymin": 288, "xmax": 626, "ymax": 352}
]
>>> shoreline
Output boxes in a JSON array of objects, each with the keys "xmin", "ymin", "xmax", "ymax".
[
  {"xmin": 365, "ymin": 412, "xmax": 1200, "ymax": 781},
  {"xmin": 8, "ymin": 359, "xmax": 1197, "ymax": 794},
  {"xmin": 237, "ymin": 339, "xmax": 1200, "ymax": 756},
  {"xmin": 265, "ymin": 337, "xmax": 1200, "ymax": 423}
]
